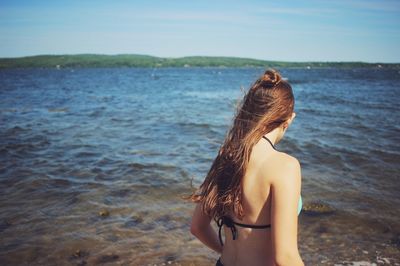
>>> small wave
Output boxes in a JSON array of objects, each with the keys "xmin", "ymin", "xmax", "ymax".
[
  {"xmin": 95, "ymin": 157, "xmax": 121, "ymax": 167},
  {"xmin": 74, "ymin": 151, "xmax": 101, "ymax": 158},
  {"xmin": 88, "ymin": 107, "xmax": 106, "ymax": 117},
  {"xmin": 0, "ymin": 108, "xmax": 17, "ymax": 113},
  {"xmin": 127, "ymin": 162, "xmax": 178, "ymax": 171},
  {"xmin": 371, "ymin": 148, "xmax": 400, "ymax": 165},
  {"xmin": 110, "ymin": 117, "xmax": 135, "ymax": 123},
  {"xmin": 297, "ymin": 107, "xmax": 319, "ymax": 115},
  {"xmin": 177, "ymin": 121, "xmax": 212, "ymax": 129},
  {"xmin": 4, "ymin": 126, "xmax": 29, "ymax": 135},
  {"xmin": 336, "ymin": 259, "xmax": 392, "ymax": 265},
  {"xmin": 5, "ymin": 142, "xmax": 36, "ymax": 152},
  {"xmin": 287, "ymin": 78, "xmax": 313, "ymax": 84},
  {"xmin": 128, "ymin": 149, "xmax": 162, "ymax": 156},
  {"xmin": 48, "ymin": 107, "xmax": 69, "ymax": 113}
]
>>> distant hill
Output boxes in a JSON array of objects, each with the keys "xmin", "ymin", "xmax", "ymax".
[{"xmin": 0, "ymin": 54, "xmax": 398, "ymax": 69}]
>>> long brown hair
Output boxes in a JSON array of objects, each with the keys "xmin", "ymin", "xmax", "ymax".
[{"xmin": 190, "ymin": 68, "xmax": 295, "ymax": 221}]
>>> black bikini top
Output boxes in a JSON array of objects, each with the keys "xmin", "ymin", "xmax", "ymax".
[
  {"xmin": 216, "ymin": 135, "xmax": 276, "ymax": 246},
  {"xmin": 217, "ymin": 216, "xmax": 271, "ymax": 246}
]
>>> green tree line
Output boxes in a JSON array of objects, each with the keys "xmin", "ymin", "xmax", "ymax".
[{"xmin": 0, "ymin": 54, "xmax": 398, "ymax": 69}]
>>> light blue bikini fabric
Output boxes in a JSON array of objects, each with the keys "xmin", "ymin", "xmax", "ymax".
[{"xmin": 297, "ymin": 195, "xmax": 303, "ymax": 215}]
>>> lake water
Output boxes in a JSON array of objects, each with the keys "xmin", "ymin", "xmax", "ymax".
[{"xmin": 0, "ymin": 67, "xmax": 399, "ymax": 265}]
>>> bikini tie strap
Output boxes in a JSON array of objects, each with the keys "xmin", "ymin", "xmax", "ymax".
[{"xmin": 216, "ymin": 216, "xmax": 237, "ymax": 246}]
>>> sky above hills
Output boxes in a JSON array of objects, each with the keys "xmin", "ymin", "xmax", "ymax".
[{"xmin": 0, "ymin": 0, "xmax": 399, "ymax": 62}]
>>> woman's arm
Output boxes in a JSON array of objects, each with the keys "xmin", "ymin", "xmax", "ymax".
[
  {"xmin": 270, "ymin": 156, "xmax": 304, "ymax": 266},
  {"xmin": 190, "ymin": 203, "xmax": 223, "ymax": 254}
]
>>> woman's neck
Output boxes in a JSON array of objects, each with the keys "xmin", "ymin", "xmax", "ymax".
[{"xmin": 263, "ymin": 127, "xmax": 282, "ymax": 146}]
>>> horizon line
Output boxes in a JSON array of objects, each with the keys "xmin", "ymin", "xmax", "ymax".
[{"xmin": 0, "ymin": 53, "xmax": 398, "ymax": 64}]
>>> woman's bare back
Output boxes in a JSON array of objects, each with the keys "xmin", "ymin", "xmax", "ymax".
[{"xmin": 220, "ymin": 136, "xmax": 300, "ymax": 266}]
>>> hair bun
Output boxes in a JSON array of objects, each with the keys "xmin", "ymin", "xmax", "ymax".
[{"xmin": 261, "ymin": 69, "xmax": 282, "ymax": 87}]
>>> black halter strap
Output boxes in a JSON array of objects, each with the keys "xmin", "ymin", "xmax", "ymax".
[{"xmin": 262, "ymin": 136, "xmax": 277, "ymax": 151}]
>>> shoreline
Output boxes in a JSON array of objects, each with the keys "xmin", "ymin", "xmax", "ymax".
[{"xmin": 1, "ymin": 186, "xmax": 398, "ymax": 265}]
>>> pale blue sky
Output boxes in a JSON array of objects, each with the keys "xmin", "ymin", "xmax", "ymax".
[{"xmin": 0, "ymin": 0, "xmax": 399, "ymax": 62}]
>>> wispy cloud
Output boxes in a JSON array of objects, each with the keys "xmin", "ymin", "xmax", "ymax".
[
  {"xmin": 254, "ymin": 6, "xmax": 338, "ymax": 16},
  {"xmin": 335, "ymin": 0, "xmax": 400, "ymax": 12}
]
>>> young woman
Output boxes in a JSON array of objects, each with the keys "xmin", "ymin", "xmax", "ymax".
[{"xmin": 189, "ymin": 69, "xmax": 304, "ymax": 266}]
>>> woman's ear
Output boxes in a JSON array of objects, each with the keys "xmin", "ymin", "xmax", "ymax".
[
  {"xmin": 282, "ymin": 122, "xmax": 289, "ymax": 131},
  {"xmin": 288, "ymin": 112, "xmax": 296, "ymax": 125}
]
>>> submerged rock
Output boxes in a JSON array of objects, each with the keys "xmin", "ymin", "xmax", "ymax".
[
  {"xmin": 98, "ymin": 210, "xmax": 110, "ymax": 217},
  {"xmin": 163, "ymin": 254, "xmax": 178, "ymax": 264},
  {"xmin": 68, "ymin": 249, "xmax": 90, "ymax": 264},
  {"xmin": 96, "ymin": 254, "xmax": 119, "ymax": 264},
  {"xmin": 74, "ymin": 249, "xmax": 82, "ymax": 258},
  {"xmin": 131, "ymin": 215, "xmax": 144, "ymax": 223},
  {"xmin": 0, "ymin": 220, "xmax": 12, "ymax": 233},
  {"xmin": 123, "ymin": 215, "xmax": 144, "ymax": 228},
  {"xmin": 390, "ymin": 233, "xmax": 400, "ymax": 248},
  {"xmin": 302, "ymin": 202, "xmax": 335, "ymax": 215},
  {"xmin": 77, "ymin": 260, "xmax": 87, "ymax": 266},
  {"xmin": 155, "ymin": 214, "xmax": 172, "ymax": 224}
]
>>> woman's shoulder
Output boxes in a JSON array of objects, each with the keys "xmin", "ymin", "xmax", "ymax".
[
  {"xmin": 276, "ymin": 152, "xmax": 301, "ymax": 169},
  {"xmin": 260, "ymin": 151, "xmax": 301, "ymax": 185}
]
